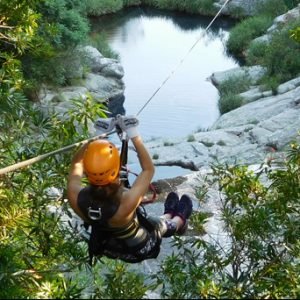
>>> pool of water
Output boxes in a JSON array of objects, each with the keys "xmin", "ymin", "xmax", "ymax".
[
  {"xmin": 90, "ymin": 8, "xmax": 239, "ymax": 179},
  {"xmin": 91, "ymin": 8, "xmax": 239, "ymax": 141}
]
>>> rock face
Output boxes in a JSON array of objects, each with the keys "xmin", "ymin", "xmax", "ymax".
[
  {"xmin": 38, "ymin": 46, "xmax": 125, "ymax": 117},
  {"xmin": 253, "ymin": 4, "xmax": 300, "ymax": 44},
  {"xmin": 146, "ymin": 75, "xmax": 300, "ymax": 171},
  {"xmin": 147, "ymin": 4, "xmax": 300, "ymax": 171}
]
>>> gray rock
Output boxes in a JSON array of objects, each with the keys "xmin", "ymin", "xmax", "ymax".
[
  {"xmin": 209, "ymin": 65, "xmax": 267, "ymax": 87},
  {"xmin": 215, "ymin": 0, "xmax": 267, "ymax": 16}
]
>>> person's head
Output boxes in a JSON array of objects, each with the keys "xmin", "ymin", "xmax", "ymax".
[{"xmin": 83, "ymin": 139, "xmax": 120, "ymax": 186}]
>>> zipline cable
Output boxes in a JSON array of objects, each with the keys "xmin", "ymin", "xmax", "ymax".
[
  {"xmin": 0, "ymin": 0, "xmax": 232, "ymax": 175},
  {"xmin": 136, "ymin": 0, "xmax": 232, "ymax": 116},
  {"xmin": 0, "ymin": 131, "xmax": 116, "ymax": 176}
]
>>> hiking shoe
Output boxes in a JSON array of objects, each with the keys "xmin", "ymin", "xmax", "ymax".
[
  {"xmin": 164, "ymin": 192, "xmax": 179, "ymax": 216},
  {"xmin": 175, "ymin": 194, "xmax": 193, "ymax": 235}
]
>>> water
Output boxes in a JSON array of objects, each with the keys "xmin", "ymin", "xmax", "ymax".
[
  {"xmin": 91, "ymin": 8, "xmax": 239, "ymax": 140},
  {"xmin": 90, "ymin": 8, "xmax": 239, "ymax": 179}
]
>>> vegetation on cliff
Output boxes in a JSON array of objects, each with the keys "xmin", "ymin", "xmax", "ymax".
[{"xmin": 1, "ymin": 0, "xmax": 299, "ymax": 298}]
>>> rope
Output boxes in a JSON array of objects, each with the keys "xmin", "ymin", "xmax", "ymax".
[
  {"xmin": 136, "ymin": 0, "xmax": 232, "ymax": 116},
  {"xmin": 0, "ymin": 0, "xmax": 232, "ymax": 175},
  {"xmin": 0, "ymin": 131, "xmax": 116, "ymax": 176}
]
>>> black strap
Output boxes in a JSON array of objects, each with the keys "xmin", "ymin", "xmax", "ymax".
[{"xmin": 120, "ymin": 138, "xmax": 131, "ymax": 189}]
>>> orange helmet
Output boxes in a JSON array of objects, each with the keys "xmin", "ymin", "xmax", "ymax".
[{"xmin": 83, "ymin": 140, "xmax": 120, "ymax": 186}]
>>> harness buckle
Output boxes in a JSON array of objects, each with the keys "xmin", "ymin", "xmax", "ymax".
[{"xmin": 88, "ymin": 207, "xmax": 102, "ymax": 220}]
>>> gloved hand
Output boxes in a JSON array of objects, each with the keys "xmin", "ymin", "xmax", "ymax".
[
  {"xmin": 94, "ymin": 117, "xmax": 116, "ymax": 135},
  {"xmin": 116, "ymin": 115, "xmax": 139, "ymax": 139}
]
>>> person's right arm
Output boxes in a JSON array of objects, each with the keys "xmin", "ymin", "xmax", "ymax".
[
  {"xmin": 67, "ymin": 143, "xmax": 89, "ymax": 220},
  {"xmin": 123, "ymin": 135, "xmax": 155, "ymax": 211},
  {"xmin": 116, "ymin": 115, "xmax": 155, "ymax": 215}
]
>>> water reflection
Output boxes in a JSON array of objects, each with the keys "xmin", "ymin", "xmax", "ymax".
[{"xmin": 90, "ymin": 8, "xmax": 239, "ymax": 140}]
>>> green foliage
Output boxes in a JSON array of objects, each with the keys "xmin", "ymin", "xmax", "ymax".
[
  {"xmin": 227, "ymin": 0, "xmax": 300, "ymax": 91},
  {"xmin": 284, "ymin": 0, "xmax": 300, "ymax": 9},
  {"xmin": 123, "ymin": 0, "xmax": 142, "ymax": 6},
  {"xmin": 0, "ymin": 1, "xmax": 39, "ymax": 92},
  {"xmin": 19, "ymin": 0, "xmax": 90, "ymax": 87},
  {"xmin": 255, "ymin": 0, "xmax": 288, "ymax": 18},
  {"xmin": 0, "ymin": 90, "xmax": 110, "ymax": 298},
  {"xmin": 36, "ymin": 0, "xmax": 89, "ymax": 49},
  {"xmin": 226, "ymin": 15, "xmax": 273, "ymax": 56},
  {"xmin": 218, "ymin": 75, "xmax": 251, "ymax": 97},
  {"xmin": 85, "ymin": 0, "xmax": 124, "ymax": 16},
  {"xmin": 0, "ymin": 0, "xmax": 91, "ymax": 91},
  {"xmin": 247, "ymin": 21, "xmax": 300, "ymax": 91},
  {"xmin": 93, "ymin": 261, "xmax": 148, "ymax": 299},
  {"xmin": 262, "ymin": 25, "xmax": 300, "ymax": 84},
  {"xmin": 290, "ymin": 26, "xmax": 300, "ymax": 42},
  {"xmin": 218, "ymin": 94, "xmax": 243, "ymax": 115},
  {"xmin": 190, "ymin": 211, "xmax": 212, "ymax": 235},
  {"xmin": 141, "ymin": 0, "xmax": 216, "ymax": 15},
  {"xmin": 0, "ymin": 0, "xmax": 40, "ymax": 55},
  {"xmin": 151, "ymin": 142, "xmax": 300, "ymax": 298},
  {"xmin": 246, "ymin": 40, "xmax": 268, "ymax": 65},
  {"xmin": 217, "ymin": 75, "xmax": 251, "ymax": 114}
]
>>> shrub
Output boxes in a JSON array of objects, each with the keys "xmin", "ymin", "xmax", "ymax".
[
  {"xmin": 217, "ymin": 75, "xmax": 251, "ymax": 114},
  {"xmin": 141, "ymin": 0, "xmax": 216, "ymax": 15},
  {"xmin": 123, "ymin": 0, "xmax": 142, "ymax": 6},
  {"xmin": 262, "ymin": 24, "xmax": 300, "ymax": 84},
  {"xmin": 247, "ymin": 21, "xmax": 300, "ymax": 91},
  {"xmin": 255, "ymin": 0, "xmax": 288, "ymax": 18},
  {"xmin": 152, "ymin": 142, "xmax": 300, "ymax": 298},
  {"xmin": 290, "ymin": 26, "xmax": 300, "ymax": 42},
  {"xmin": 0, "ymin": 93, "xmax": 110, "ymax": 298},
  {"xmin": 218, "ymin": 75, "xmax": 251, "ymax": 97},
  {"xmin": 218, "ymin": 94, "xmax": 243, "ymax": 115},
  {"xmin": 85, "ymin": 0, "xmax": 123, "ymax": 16},
  {"xmin": 226, "ymin": 15, "xmax": 273, "ymax": 56},
  {"xmin": 190, "ymin": 211, "xmax": 212, "ymax": 235},
  {"xmin": 246, "ymin": 40, "xmax": 268, "ymax": 65}
]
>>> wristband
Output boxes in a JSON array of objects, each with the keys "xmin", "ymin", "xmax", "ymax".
[{"xmin": 126, "ymin": 127, "xmax": 139, "ymax": 139}]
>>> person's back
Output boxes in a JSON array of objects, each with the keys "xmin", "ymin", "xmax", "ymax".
[{"xmin": 67, "ymin": 115, "xmax": 193, "ymax": 263}]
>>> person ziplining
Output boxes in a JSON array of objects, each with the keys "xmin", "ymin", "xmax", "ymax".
[{"xmin": 67, "ymin": 115, "xmax": 193, "ymax": 264}]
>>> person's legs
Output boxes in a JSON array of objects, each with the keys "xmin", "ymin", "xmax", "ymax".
[
  {"xmin": 159, "ymin": 194, "xmax": 193, "ymax": 237},
  {"xmin": 173, "ymin": 194, "xmax": 193, "ymax": 235}
]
